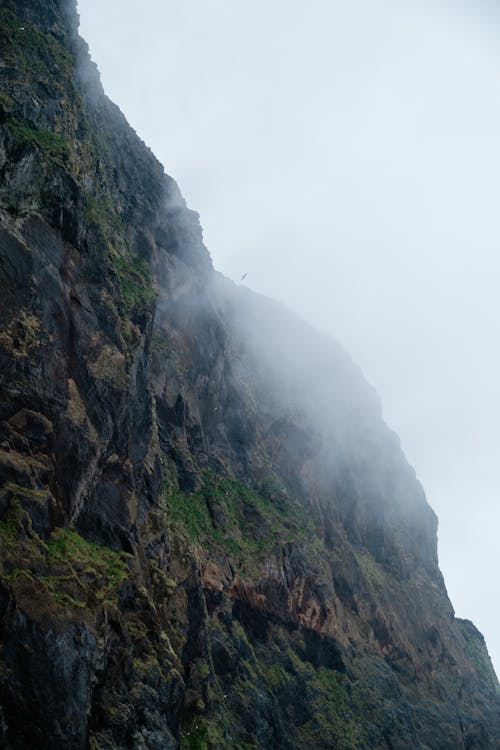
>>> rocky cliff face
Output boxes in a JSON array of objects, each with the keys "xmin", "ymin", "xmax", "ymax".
[{"xmin": 0, "ymin": 2, "xmax": 498, "ymax": 748}]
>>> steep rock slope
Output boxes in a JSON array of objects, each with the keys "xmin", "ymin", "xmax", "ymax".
[{"xmin": 0, "ymin": 1, "xmax": 498, "ymax": 748}]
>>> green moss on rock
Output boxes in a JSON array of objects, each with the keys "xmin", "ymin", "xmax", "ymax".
[
  {"xmin": 108, "ymin": 245, "xmax": 157, "ymax": 318},
  {"xmin": 0, "ymin": 511, "xmax": 129, "ymax": 612},
  {"xmin": 0, "ymin": 9, "xmax": 74, "ymax": 80},
  {"xmin": 6, "ymin": 118, "xmax": 70, "ymax": 164},
  {"xmin": 163, "ymin": 471, "xmax": 323, "ymax": 576}
]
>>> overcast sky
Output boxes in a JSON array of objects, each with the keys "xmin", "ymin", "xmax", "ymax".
[{"xmin": 78, "ymin": 0, "xmax": 500, "ymax": 676}]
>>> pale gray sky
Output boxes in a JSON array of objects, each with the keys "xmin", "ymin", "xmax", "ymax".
[{"xmin": 78, "ymin": 0, "xmax": 500, "ymax": 675}]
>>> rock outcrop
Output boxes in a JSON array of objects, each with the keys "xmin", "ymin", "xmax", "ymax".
[{"xmin": 0, "ymin": 1, "xmax": 498, "ymax": 748}]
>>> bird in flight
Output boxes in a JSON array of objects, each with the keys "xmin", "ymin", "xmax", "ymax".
[{"xmin": 240, "ymin": 273, "xmax": 248, "ymax": 282}]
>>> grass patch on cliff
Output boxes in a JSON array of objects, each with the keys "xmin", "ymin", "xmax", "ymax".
[
  {"xmin": 6, "ymin": 118, "xmax": 70, "ymax": 167},
  {"xmin": 0, "ymin": 8, "xmax": 95, "ymax": 182},
  {"xmin": 206, "ymin": 625, "xmax": 364, "ymax": 749},
  {"xmin": 0, "ymin": 9, "xmax": 80, "ymax": 145},
  {"xmin": 0, "ymin": 509, "xmax": 129, "ymax": 610},
  {"xmin": 4, "ymin": 482, "xmax": 47, "ymax": 499},
  {"xmin": 299, "ymin": 693, "xmax": 361, "ymax": 749},
  {"xmin": 354, "ymin": 549, "xmax": 388, "ymax": 588},
  {"xmin": 276, "ymin": 644, "xmax": 363, "ymax": 749},
  {"xmin": 108, "ymin": 245, "xmax": 156, "ymax": 319},
  {"xmin": 40, "ymin": 527, "xmax": 129, "ymax": 606},
  {"xmin": 179, "ymin": 718, "xmax": 225, "ymax": 750},
  {"xmin": 85, "ymin": 196, "xmax": 121, "ymax": 239},
  {"xmin": 163, "ymin": 472, "xmax": 322, "ymax": 575},
  {"xmin": 46, "ymin": 528, "xmax": 128, "ymax": 586},
  {"xmin": 0, "ymin": 9, "xmax": 74, "ymax": 80}
]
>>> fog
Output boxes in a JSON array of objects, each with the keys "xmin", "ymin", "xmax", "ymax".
[{"xmin": 77, "ymin": 0, "xmax": 500, "ymax": 675}]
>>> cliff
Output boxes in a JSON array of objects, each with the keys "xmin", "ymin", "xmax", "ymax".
[{"xmin": 0, "ymin": 1, "xmax": 498, "ymax": 748}]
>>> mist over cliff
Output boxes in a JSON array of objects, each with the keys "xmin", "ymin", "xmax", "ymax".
[{"xmin": 0, "ymin": 1, "xmax": 498, "ymax": 748}]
